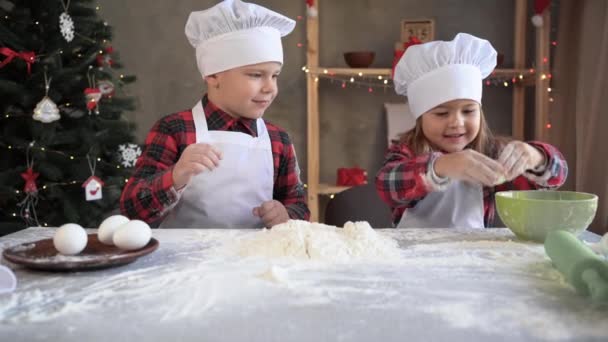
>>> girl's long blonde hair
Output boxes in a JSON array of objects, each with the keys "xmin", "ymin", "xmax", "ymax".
[{"xmin": 399, "ymin": 108, "xmax": 506, "ymax": 158}]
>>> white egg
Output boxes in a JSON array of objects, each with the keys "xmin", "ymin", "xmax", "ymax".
[
  {"xmin": 53, "ymin": 223, "xmax": 88, "ymax": 255},
  {"xmin": 98, "ymin": 215, "xmax": 130, "ymax": 245},
  {"xmin": 113, "ymin": 220, "xmax": 152, "ymax": 251}
]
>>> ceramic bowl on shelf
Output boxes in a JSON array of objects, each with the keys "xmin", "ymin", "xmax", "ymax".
[
  {"xmin": 344, "ymin": 51, "xmax": 375, "ymax": 68},
  {"xmin": 495, "ymin": 190, "xmax": 598, "ymax": 243}
]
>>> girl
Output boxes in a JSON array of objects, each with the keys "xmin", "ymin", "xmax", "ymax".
[{"xmin": 376, "ymin": 33, "xmax": 567, "ymax": 228}]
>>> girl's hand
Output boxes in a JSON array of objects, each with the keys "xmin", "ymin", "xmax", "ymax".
[
  {"xmin": 172, "ymin": 143, "xmax": 223, "ymax": 190},
  {"xmin": 498, "ymin": 141, "xmax": 545, "ymax": 181},
  {"xmin": 434, "ymin": 150, "xmax": 506, "ymax": 186}
]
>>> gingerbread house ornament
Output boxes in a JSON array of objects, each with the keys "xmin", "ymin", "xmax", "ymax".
[{"xmin": 82, "ymin": 175, "xmax": 104, "ymax": 201}]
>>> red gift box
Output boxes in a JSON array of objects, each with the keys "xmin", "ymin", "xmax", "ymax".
[{"xmin": 337, "ymin": 167, "xmax": 368, "ymax": 186}]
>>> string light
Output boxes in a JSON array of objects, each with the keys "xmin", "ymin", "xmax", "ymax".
[
  {"xmin": 1, "ymin": 143, "xmax": 128, "ymax": 170},
  {"xmin": 546, "ymin": 123, "xmax": 552, "ymax": 129}
]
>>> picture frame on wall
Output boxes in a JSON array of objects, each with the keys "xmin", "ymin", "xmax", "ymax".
[{"xmin": 401, "ymin": 18, "xmax": 435, "ymax": 43}]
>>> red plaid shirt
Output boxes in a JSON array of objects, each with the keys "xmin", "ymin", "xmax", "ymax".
[
  {"xmin": 120, "ymin": 95, "xmax": 310, "ymax": 224},
  {"xmin": 375, "ymin": 141, "xmax": 568, "ymax": 227}
]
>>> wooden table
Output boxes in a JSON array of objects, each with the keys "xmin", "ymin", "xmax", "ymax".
[{"xmin": 1, "ymin": 227, "xmax": 606, "ymax": 342}]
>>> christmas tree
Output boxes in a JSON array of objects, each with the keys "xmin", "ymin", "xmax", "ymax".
[{"xmin": 0, "ymin": 0, "xmax": 139, "ymax": 234}]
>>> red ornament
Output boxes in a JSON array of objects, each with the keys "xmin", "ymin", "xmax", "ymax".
[
  {"xmin": 84, "ymin": 87, "xmax": 102, "ymax": 114},
  {"xmin": 96, "ymin": 46, "xmax": 114, "ymax": 67},
  {"xmin": 0, "ymin": 47, "xmax": 36, "ymax": 74},
  {"xmin": 532, "ymin": 0, "xmax": 551, "ymax": 27},
  {"xmin": 306, "ymin": 0, "xmax": 317, "ymax": 17},
  {"xmin": 21, "ymin": 167, "xmax": 40, "ymax": 194}
]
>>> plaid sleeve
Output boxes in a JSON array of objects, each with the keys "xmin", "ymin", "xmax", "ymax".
[
  {"xmin": 375, "ymin": 143, "xmax": 445, "ymax": 223},
  {"xmin": 522, "ymin": 141, "xmax": 568, "ymax": 188},
  {"xmin": 119, "ymin": 114, "xmax": 188, "ymax": 223},
  {"xmin": 267, "ymin": 124, "xmax": 310, "ymax": 221}
]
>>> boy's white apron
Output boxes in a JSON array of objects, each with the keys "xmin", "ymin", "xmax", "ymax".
[{"xmin": 160, "ymin": 101, "xmax": 273, "ymax": 228}]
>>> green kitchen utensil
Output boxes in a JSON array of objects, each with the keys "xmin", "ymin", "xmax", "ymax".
[
  {"xmin": 495, "ymin": 190, "xmax": 598, "ymax": 242},
  {"xmin": 544, "ymin": 230, "xmax": 608, "ymax": 302}
]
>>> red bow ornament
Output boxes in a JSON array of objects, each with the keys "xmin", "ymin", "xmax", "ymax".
[{"xmin": 0, "ymin": 47, "xmax": 36, "ymax": 74}]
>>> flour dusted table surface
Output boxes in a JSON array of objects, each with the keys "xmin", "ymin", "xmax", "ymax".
[{"xmin": 1, "ymin": 228, "xmax": 606, "ymax": 342}]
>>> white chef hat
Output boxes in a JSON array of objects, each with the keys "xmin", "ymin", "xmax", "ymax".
[
  {"xmin": 393, "ymin": 33, "xmax": 497, "ymax": 119},
  {"xmin": 185, "ymin": 0, "xmax": 296, "ymax": 77}
]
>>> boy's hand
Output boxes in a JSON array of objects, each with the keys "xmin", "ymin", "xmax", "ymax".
[
  {"xmin": 498, "ymin": 141, "xmax": 545, "ymax": 181},
  {"xmin": 253, "ymin": 200, "xmax": 289, "ymax": 228},
  {"xmin": 172, "ymin": 143, "xmax": 223, "ymax": 190},
  {"xmin": 434, "ymin": 149, "xmax": 506, "ymax": 187}
]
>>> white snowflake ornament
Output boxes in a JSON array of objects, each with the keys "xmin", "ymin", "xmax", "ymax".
[
  {"xmin": 118, "ymin": 143, "xmax": 142, "ymax": 168},
  {"xmin": 59, "ymin": 12, "xmax": 75, "ymax": 42}
]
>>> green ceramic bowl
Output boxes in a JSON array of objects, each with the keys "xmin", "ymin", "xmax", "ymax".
[{"xmin": 495, "ymin": 190, "xmax": 598, "ymax": 242}]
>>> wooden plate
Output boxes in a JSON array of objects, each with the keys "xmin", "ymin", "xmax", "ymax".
[{"xmin": 2, "ymin": 234, "xmax": 159, "ymax": 272}]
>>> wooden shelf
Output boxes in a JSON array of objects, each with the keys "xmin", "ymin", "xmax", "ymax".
[{"xmin": 317, "ymin": 183, "xmax": 352, "ymax": 195}]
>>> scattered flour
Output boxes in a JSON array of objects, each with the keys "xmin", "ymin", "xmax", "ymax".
[{"xmin": 236, "ymin": 220, "xmax": 401, "ymax": 263}]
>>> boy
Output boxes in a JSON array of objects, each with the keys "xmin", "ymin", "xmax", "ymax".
[{"xmin": 120, "ymin": 0, "xmax": 309, "ymax": 228}]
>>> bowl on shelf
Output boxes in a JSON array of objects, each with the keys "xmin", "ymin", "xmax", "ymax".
[
  {"xmin": 495, "ymin": 190, "xmax": 598, "ymax": 243},
  {"xmin": 344, "ymin": 51, "xmax": 375, "ymax": 68}
]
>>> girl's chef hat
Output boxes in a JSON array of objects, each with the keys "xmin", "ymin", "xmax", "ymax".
[
  {"xmin": 185, "ymin": 0, "xmax": 295, "ymax": 77},
  {"xmin": 393, "ymin": 33, "xmax": 497, "ymax": 118}
]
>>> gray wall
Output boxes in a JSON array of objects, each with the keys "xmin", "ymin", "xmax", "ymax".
[{"xmin": 99, "ymin": 0, "xmax": 520, "ymax": 186}]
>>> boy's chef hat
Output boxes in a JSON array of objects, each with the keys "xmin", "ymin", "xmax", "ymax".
[
  {"xmin": 185, "ymin": 0, "xmax": 295, "ymax": 77},
  {"xmin": 393, "ymin": 33, "xmax": 497, "ymax": 119}
]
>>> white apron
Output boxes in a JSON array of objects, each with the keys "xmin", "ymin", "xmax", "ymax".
[
  {"xmin": 397, "ymin": 180, "xmax": 485, "ymax": 228},
  {"xmin": 160, "ymin": 101, "xmax": 274, "ymax": 228}
]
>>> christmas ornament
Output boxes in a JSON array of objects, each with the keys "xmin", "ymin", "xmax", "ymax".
[
  {"xmin": 33, "ymin": 72, "xmax": 60, "ymax": 123},
  {"xmin": 59, "ymin": 0, "xmax": 75, "ymax": 42},
  {"xmin": 532, "ymin": 0, "xmax": 551, "ymax": 27},
  {"xmin": 306, "ymin": 0, "xmax": 317, "ymax": 18},
  {"xmin": 84, "ymin": 87, "xmax": 102, "ymax": 114},
  {"xmin": 21, "ymin": 167, "xmax": 39, "ymax": 195},
  {"xmin": 118, "ymin": 143, "xmax": 142, "ymax": 168},
  {"xmin": 17, "ymin": 142, "xmax": 41, "ymax": 227},
  {"xmin": 83, "ymin": 155, "xmax": 104, "ymax": 201},
  {"xmin": 97, "ymin": 80, "xmax": 115, "ymax": 98},
  {"xmin": 96, "ymin": 46, "xmax": 114, "ymax": 68},
  {"xmin": 0, "ymin": 47, "xmax": 35, "ymax": 74}
]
